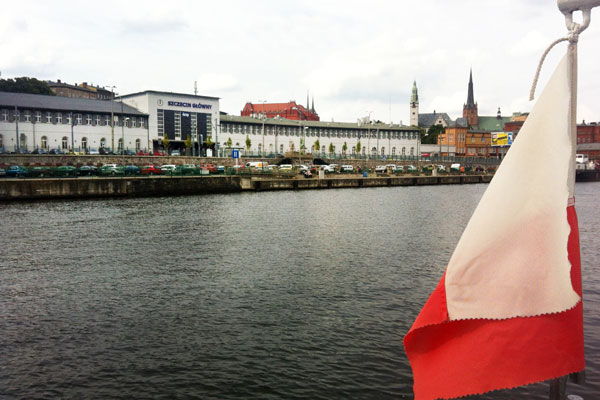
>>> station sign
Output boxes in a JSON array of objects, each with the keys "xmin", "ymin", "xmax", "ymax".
[{"xmin": 232, "ymin": 150, "xmax": 239, "ymax": 159}]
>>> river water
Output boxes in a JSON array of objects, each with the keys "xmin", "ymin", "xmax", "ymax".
[{"xmin": 1, "ymin": 183, "xmax": 598, "ymax": 399}]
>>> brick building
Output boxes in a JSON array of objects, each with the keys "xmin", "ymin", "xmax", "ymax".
[
  {"xmin": 48, "ymin": 80, "xmax": 115, "ymax": 100},
  {"xmin": 241, "ymin": 99, "xmax": 319, "ymax": 121}
]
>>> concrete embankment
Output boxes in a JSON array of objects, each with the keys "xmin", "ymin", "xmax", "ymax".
[{"xmin": 0, "ymin": 174, "xmax": 493, "ymax": 201}]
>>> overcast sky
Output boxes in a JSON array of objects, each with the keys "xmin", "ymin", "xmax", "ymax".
[{"xmin": 1, "ymin": 0, "xmax": 598, "ymax": 124}]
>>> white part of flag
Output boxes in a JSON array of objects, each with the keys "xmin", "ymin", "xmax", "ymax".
[{"xmin": 445, "ymin": 54, "xmax": 580, "ymax": 320}]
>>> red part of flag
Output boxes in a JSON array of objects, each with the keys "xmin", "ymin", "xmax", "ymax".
[{"xmin": 403, "ymin": 205, "xmax": 585, "ymax": 400}]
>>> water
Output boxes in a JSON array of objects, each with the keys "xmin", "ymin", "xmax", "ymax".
[{"xmin": 1, "ymin": 183, "xmax": 598, "ymax": 399}]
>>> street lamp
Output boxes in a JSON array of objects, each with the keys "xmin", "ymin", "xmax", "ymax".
[
  {"xmin": 122, "ymin": 116, "xmax": 129, "ymax": 163},
  {"xmin": 259, "ymin": 100, "xmax": 267, "ymax": 157},
  {"xmin": 108, "ymin": 85, "xmax": 116, "ymax": 151}
]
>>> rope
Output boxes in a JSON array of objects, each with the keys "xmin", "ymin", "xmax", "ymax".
[{"xmin": 529, "ymin": 36, "xmax": 569, "ymax": 101}]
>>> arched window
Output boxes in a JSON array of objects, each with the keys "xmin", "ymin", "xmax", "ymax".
[
  {"xmin": 41, "ymin": 136, "xmax": 48, "ymax": 149},
  {"xmin": 279, "ymin": 144, "xmax": 284, "ymax": 153},
  {"xmin": 371, "ymin": 147, "xmax": 377, "ymax": 156},
  {"xmin": 118, "ymin": 138, "xmax": 123, "ymax": 150},
  {"xmin": 81, "ymin": 137, "xmax": 87, "ymax": 150},
  {"xmin": 135, "ymin": 139, "xmax": 141, "ymax": 151},
  {"xmin": 20, "ymin": 133, "xmax": 27, "ymax": 149},
  {"xmin": 402, "ymin": 147, "xmax": 406, "ymax": 155},
  {"xmin": 392, "ymin": 147, "xmax": 396, "ymax": 156},
  {"xmin": 62, "ymin": 136, "xmax": 68, "ymax": 149},
  {"xmin": 100, "ymin": 138, "xmax": 106, "ymax": 148},
  {"xmin": 381, "ymin": 147, "xmax": 385, "ymax": 156},
  {"xmin": 258, "ymin": 143, "xmax": 262, "ymax": 154},
  {"xmin": 321, "ymin": 145, "xmax": 325, "ymax": 153},
  {"xmin": 351, "ymin": 146, "xmax": 356, "ymax": 155},
  {"xmin": 0, "ymin": 134, "xmax": 4, "ymax": 150},
  {"xmin": 410, "ymin": 147, "xmax": 414, "ymax": 156}
]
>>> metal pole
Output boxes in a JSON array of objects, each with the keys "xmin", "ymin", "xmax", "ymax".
[
  {"xmin": 14, "ymin": 106, "xmax": 19, "ymax": 151},
  {"xmin": 110, "ymin": 86, "xmax": 116, "ymax": 152},
  {"xmin": 70, "ymin": 112, "xmax": 74, "ymax": 153}
]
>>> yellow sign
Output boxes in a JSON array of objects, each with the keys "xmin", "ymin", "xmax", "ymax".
[{"xmin": 492, "ymin": 132, "xmax": 512, "ymax": 146}]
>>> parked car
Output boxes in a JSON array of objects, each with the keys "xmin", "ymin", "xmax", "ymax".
[
  {"xmin": 124, "ymin": 165, "xmax": 141, "ymax": 175},
  {"xmin": 279, "ymin": 164, "xmax": 293, "ymax": 171},
  {"xmin": 341, "ymin": 165, "xmax": 354, "ymax": 173},
  {"xmin": 99, "ymin": 164, "xmax": 124, "ymax": 176},
  {"xmin": 0, "ymin": 168, "xmax": 5, "ymax": 177},
  {"xmin": 406, "ymin": 165, "xmax": 418, "ymax": 173},
  {"xmin": 140, "ymin": 165, "xmax": 162, "ymax": 175},
  {"xmin": 31, "ymin": 148, "xmax": 49, "ymax": 154},
  {"xmin": 5, "ymin": 166, "xmax": 29, "ymax": 177},
  {"xmin": 181, "ymin": 164, "xmax": 199, "ymax": 175},
  {"xmin": 450, "ymin": 163, "xmax": 461, "ymax": 172},
  {"xmin": 160, "ymin": 164, "xmax": 177, "ymax": 174},
  {"xmin": 99, "ymin": 147, "xmax": 113, "ymax": 155},
  {"xmin": 49, "ymin": 148, "xmax": 65, "ymax": 155},
  {"xmin": 87, "ymin": 148, "xmax": 100, "ymax": 155},
  {"xmin": 151, "ymin": 150, "xmax": 166, "ymax": 156},
  {"xmin": 217, "ymin": 165, "xmax": 225, "ymax": 174},
  {"xmin": 137, "ymin": 150, "xmax": 150, "ymax": 156},
  {"xmin": 385, "ymin": 164, "xmax": 399, "ymax": 172},
  {"xmin": 375, "ymin": 165, "xmax": 387, "ymax": 173},
  {"xmin": 29, "ymin": 166, "xmax": 53, "ymax": 177},
  {"xmin": 202, "ymin": 164, "xmax": 218, "ymax": 173},
  {"xmin": 78, "ymin": 165, "xmax": 99, "ymax": 176},
  {"xmin": 171, "ymin": 150, "xmax": 181, "ymax": 156},
  {"xmin": 54, "ymin": 165, "xmax": 78, "ymax": 177}
]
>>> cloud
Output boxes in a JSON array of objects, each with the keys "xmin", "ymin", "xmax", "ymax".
[{"xmin": 196, "ymin": 74, "xmax": 240, "ymax": 93}]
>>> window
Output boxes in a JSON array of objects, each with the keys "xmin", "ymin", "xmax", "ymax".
[
  {"xmin": 402, "ymin": 147, "xmax": 406, "ymax": 155},
  {"xmin": 100, "ymin": 138, "xmax": 106, "ymax": 148},
  {"xmin": 392, "ymin": 147, "xmax": 396, "ymax": 156},
  {"xmin": 0, "ymin": 134, "xmax": 3, "ymax": 149},
  {"xmin": 41, "ymin": 136, "xmax": 48, "ymax": 149},
  {"xmin": 139, "ymin": 117, "xmax": 145, "ymax": 128},
  {"xmin": 1, "ymin": 109, "xmax": 8, "ymax": 121},
  {"xmin": 57, "ymin": 113, "xmax": 62, "ymax": 124},
  {"xmin": 95, "ymin": 115, "xmax": 101, "ymax": 125},
  {"xmin": 280, "ymin": 144, "xmax": 284, "ymax": 153},
  {"xmin": 381, "ymin": 147, "xmax": 385, "ymax": 156},
  {"xmin": 62, "ymin": 136, "xmax": 68, "ymax": 149},
  {"xmin": 105, "ymin": 116, "xmax": 110, "ymax": 126},
  {"xmin": 449, "ymin": 134, "xmax": 454, "ymax": 142},
  {"xmin": 481, "ymin": 137, "xmax": 486, "ymax": 143},
  {"xmin": 35, "ymin": 111, "xmax": 41, "ymax": 123},
  {"xmin": 46, "ymin": 112, "xmax": 52, "ymax": 123},
  {"xmin": 81, "ymin": 137, "xmax": 87, "ymax": 150},
  {"xmin": 86, "ymin": 114, "xmax": 92, "ymax": 125},
  {"xmin": 67, "ymin": 113, "xmax": 72, "ymax": 125},
  {"xmin": 410, "ymin": 147, "xmax": 414, "ymax": 155},
  {"xmin": 118, "ymin": 138, "xmax": 123, "ymax": 151},
  {"xmin": 135, "ymin": 139, "xmax": 141, "ymax": 151},
  {"xmin": 76, "ymin": 114, "xmax": 82, "ymax": 125},
  {"xmin": 25, "ymin": 111, "xmax": 31, "ymax": 122}
]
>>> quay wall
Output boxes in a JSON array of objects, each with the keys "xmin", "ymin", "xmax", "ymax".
[{"xmin": 0, "ymin": 174, "xmax": 493, "ymax": 201}]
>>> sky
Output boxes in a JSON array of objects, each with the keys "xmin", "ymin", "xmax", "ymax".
[{"xmin": 1, "ymin": 0, "xmax": 599, "ymax": 125}]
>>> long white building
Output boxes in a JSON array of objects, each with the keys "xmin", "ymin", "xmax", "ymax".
[
  {"xmin": 0, "ymin": 92, "xmax": 149, "ymax": 153},
  {"xmin": 218, "ymin": 115, "xmax": 421, "ymax": 158}
]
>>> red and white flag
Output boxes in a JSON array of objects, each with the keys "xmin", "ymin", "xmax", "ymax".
[{"xmin": 403, "ymin": 53, "xmax": 585, "ymax": 399}]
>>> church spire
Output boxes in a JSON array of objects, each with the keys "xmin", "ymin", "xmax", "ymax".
[
  {"xmin": 311, "ymin": 96, "xmax": 315, "ymax": 112},
  {"xmin": 307, "ymin": 91, "xmax": 309, "ymax": 110},
  {"xmin": 466, "ymin": 69, "xmax": 475, "ymax": 108},
  {"xmin": 411, "ymin": 80, "xmax": 419, "ymax": 105}
]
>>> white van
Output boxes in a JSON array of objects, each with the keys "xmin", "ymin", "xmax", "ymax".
[
  {"xmin": 576, "ymin": 154, "xmax": 589, "ymax": 164},
  {"xmin": 246, "ymin": 161, "xmax": 267, "ymax": 168}
]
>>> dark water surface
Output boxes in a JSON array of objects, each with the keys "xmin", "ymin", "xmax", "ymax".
[{"xmin": 1, "ymin": 183, "xmax": 598, "ymax": 399}]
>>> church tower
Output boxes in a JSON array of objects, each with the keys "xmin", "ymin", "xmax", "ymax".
[
  {"xmin": 410, "ymin": 80, "xmax": 419, "ymax": 127},
  {"xmin": 463, "ymin": 69, "xmax": 478, "ymax": 127}
]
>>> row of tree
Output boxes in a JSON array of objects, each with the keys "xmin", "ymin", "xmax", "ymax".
[{"xmin": 0, "ymin": 77, "xmax": 55, "ymax": 95}]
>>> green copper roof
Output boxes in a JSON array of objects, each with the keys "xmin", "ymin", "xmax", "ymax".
[
  {"xmin": 411, "ymin": 80, "xmax": 418, "ymax": 104},
  {"xmin": 477, "ymin": 116, "xmax": 511, "ymax": 131}
]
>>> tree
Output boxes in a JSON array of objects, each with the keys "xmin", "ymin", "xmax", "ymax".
[
  {"xmin": 245, "ymin": 135, "xmax": 251, "ymax": 152},
  {"xmin": 342, "ymin": 142, "xmax": 348, "ymax": 155},
  {"xmin": 162, "ymin": 136, "xmax": 170, "ymax": 152},
  {"xmin": 328, "ymin": 142, "xmax": 334, "ymax": 155},
  {"xmin": 422, "ymin": 125, "xmax": 444, "ymax": 144},
  {"xmin": 184, "ymin": 136, "xmax": 192, "ymax": 155},
  {"xmin": 226, "ymin": 137, "xmax": 232, "ymax": 148},
  {"xmin": 205, "ymin": 136, "xmax": 214, "ymax": 146},
  {"xmin": 0, "ymin": 77, "xmax": 55, "ymax": 95},
  {"xmin": 356, "ymin": 140, "xmax": 361, "ymax": 154},
  {"xmin": 314, "ymin": 139, "xmax": 320, "ymax": 153}
]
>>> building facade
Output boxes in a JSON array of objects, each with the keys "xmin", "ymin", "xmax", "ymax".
[
  {"xmin": 0, "ymin": 92, "xmax": 148, "ymax": 153},
  {"xmin": 219, "ymin": 115, "xmax": 420, "ymax": 158},
  {"xmin": 48, "ymin": 80, "xmax": 115, "ymax": 100},
  {"xmin": 241, "ymin": 100, "xmax": 319, "ymax": 121},
  {"xmin": 121, "ymin": 91, "xmax": 220, "ymax": 154}
]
